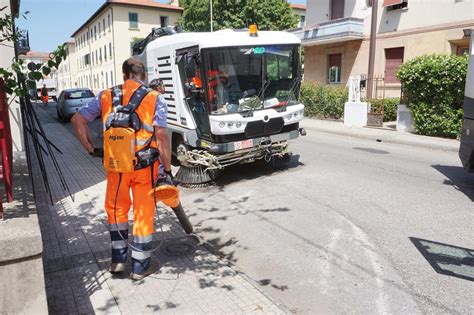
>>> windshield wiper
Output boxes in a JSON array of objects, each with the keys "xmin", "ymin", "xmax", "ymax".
[{"xmin": 286, "ymin": 74, "xmax": 302, "ymax": 104}]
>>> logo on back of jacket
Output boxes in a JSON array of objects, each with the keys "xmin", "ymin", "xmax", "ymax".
[{"xmin": 109, "ymin": 135, "xmax": 125, "ymax": 141}]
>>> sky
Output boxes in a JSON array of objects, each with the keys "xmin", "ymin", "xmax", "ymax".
[{"xmin": 17, "ymin": 0, "xmax": 307, "ymax": 52}]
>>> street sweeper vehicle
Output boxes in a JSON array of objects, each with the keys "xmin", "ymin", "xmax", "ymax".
[
  {"xmin": 133, "ymin": 26, "xmax": 306, "ymax": 185},
  {"xmin": 460, "ymin": 28, "xmax": 474, "ymax": 172}
]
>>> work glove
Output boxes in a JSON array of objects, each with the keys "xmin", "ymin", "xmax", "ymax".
[
  {"xmin": 89, "ymin": 147, "xmax": 104, "ymax": 158},
  {"xmin": 157, "ymin": 170, "xmax": 180, "ymax": 186}
]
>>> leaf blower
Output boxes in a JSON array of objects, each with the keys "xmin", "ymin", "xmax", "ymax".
[{"xmin": 149, "ymin": 173, "xmax": 193, "ymax": 234}]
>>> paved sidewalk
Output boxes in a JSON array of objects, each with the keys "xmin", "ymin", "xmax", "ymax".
[
  {"xmin": 300, "ymin": 118, "xmax": 460, "ymax": 152},
  {"xmin": 32, "ymin": 105, "xmax": 284, "ymax": 314}
]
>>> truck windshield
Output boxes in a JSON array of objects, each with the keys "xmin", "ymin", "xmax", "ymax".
[{"xmin": 201, "ymin": 45, "xmax": 300, "ymax": 115}]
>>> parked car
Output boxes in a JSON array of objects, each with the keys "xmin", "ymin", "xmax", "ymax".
[{"xmin": 56, "ymin": 88, "xmax": 95, "ymax": 121}]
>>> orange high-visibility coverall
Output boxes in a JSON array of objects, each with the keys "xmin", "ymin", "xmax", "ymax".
[{"xmin": 101, "ymin": 79, "xmax": 160, "ymax": 274}]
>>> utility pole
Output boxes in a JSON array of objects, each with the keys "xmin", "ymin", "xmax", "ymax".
[
  {"xmin": 367, "ymin": 0, "xmax": 378, "ymax": 100},
  {"xmin": 210, "ymin": 0, "xmax": 213, "ymax": 32}
]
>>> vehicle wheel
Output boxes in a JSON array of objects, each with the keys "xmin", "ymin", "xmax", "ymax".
[{"xmin": 57, "ymin": 108, "xmax": 64, "ymax": 122}]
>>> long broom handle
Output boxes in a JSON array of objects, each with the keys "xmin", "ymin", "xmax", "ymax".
[{"xmin": 171, "ymin": 202, "xmax": 193, "ymax": 234}]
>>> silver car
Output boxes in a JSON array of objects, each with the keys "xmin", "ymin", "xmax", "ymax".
[{"xmin": 56, "ymin": 88, "xmax": 95, "ymax": 121}]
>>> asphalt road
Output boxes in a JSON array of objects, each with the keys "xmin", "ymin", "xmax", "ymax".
[{"xmin": 41, "ymin": 100, "xmax": 474, "ymax": 314}]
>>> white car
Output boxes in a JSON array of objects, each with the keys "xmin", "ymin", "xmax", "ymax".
[{"xmin": 56, "ymin": 88, "xmax": 95, "ymax": 121}]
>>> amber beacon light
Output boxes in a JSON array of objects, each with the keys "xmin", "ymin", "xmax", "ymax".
[{"xmin": 249, "ymin": 23, "xmax": 258, "ymax": 37}]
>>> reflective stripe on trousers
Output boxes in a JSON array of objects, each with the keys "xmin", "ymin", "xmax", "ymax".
[{"xmin": 104, "ymin": 162, "xmax": 159, "ymax": 273}]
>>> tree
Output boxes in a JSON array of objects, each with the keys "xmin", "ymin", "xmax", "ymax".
[{"xmin": 180, "ymin": 0, "xmax": 299, "ymax": 32}]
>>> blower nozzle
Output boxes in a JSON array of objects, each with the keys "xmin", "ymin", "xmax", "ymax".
[{"xmin": 149, "ymin": 180, "xmax": 193, "ymax": 234}]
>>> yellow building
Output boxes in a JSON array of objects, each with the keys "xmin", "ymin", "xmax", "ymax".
[
  {"xmin": 71, "ymin": 0, "xmax": 182, "ymax": 94},
  {"xmin": 292, "ymin": 0, "xmax": 474, "ymax": 98}
]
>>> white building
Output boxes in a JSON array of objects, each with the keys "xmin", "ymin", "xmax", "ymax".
[
  {"xmin": 56, "ymin": 40, "xmax": 77, "ymax": 92},
  {"xmin": 292, "ymin": 0, "xmax": 474, "ymax": 97},
  {"xmin": 71, "ymin": 0, "xmax": 182, "ymax": 94}
]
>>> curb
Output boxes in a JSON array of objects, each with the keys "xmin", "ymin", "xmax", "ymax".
[{"xmin": 301, "ymin": 122, "xmax": 460, "ymax": 153}]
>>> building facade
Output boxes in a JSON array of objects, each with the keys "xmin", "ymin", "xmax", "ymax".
[
  {"xmin": 56, "ymin": 40, "xmax": 77, "ymax": 92},
  {"xmin": 71, "ymin": 0, "xmax": 182, "ymax": 94},
  {"xmin": 291, "ymin": 3, "xmax": 306, "ymax": 28},
  {"xmin": 292, "ymin": 0, "xmax": 474, "ymax": 97}
]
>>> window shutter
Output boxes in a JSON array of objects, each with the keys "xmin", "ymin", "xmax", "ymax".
[{"xmin": 384, "ymin": 47, "xmax": 404, "ymax": 83}]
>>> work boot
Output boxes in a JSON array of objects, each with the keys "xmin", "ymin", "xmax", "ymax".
[
  {"xmin": 108, "ymin": 262, "xmax": 126, "ymax": 274},
  {"xmin": 129, "ymin": 261, "xmax": 159, "ymax": 281}
]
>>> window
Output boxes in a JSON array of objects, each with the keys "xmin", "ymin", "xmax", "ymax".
[
  {"xmin": 457, "ymin": 46, "xmax": 469, "ymax": 56},
  {"xmin": 94, "ymin": 25, "xmax": 97, "ymax": 39},
  {"xmin": 328, "ymin": 54, "xmax": 342, "ymax": 84},
  {"xmin": 84, "ymin": 53, "xmax": 90, "ymax": 66},
  {"xmin": 384, "ymin": 47, "xmax": 404, "ymax": 83},
  {"xmin": 160, "ymin": 16, "xmax": 168, "ymax": 28},
  {"xmin": 331, "ymin": 0, "xmax": 344, "ymax": 20},
  {"xmin": 103, "ymin": 18, "xmax": 106, "ymax": 33},
  {"xmin": 109, "ymin": 43, "xmax": 112, "ymax": 58},
  {"xmin": 129, "ymin": 12, "xmax": 138, "ymax": 29},
  {"xmin": 91, "ymin": 51, "xmax": 94, "ymax": 65},
  {"xmin": 101, "ymin": 72, "xmax": 104, "ymax": 89},
  {"xmin": 299, "ymin": 15, "xmax": 306, "ymax": 27},
  {"xmin": 385, "ymin": 0, "xmax": 408, "ymax": 11},
  {"xmin": 98, "ymin": 22, "xmax": 101, "ymax": 35},
  {"xmin": 96, "ymin": 50, "xmax": 98, "ymax": 64},
  {"xmin": 87, "ymin": 31, "xmax": 89, "ymax": 41},
  {"xmin": 108, "ymin": 14, "xmax": 111, "ymax": 30},
  {"xmin": 104, "ymin": 45, "xmax": 107, "ymax": 61},
  {"xmin": 99, "ymin": 48, "xmax": 102, "ymax": 62},
  {"xmin": 106, "ymin": 72, "xmax": 109, "ymax": 87},
  {"xmin": 110, "ymin": 70, "xmax": 114, "ymax": 86},
  {"xmin": 90, "ymin": 29, "xmax": 93, "ymax": 41}
]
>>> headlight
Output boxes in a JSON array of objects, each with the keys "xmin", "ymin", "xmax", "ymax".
[
  {"xmin": 287, "ymin": 114, "xmax": 292, "ymax": 120},
  {"xmin": 227, "ymin": 122, "xmax": 233, "ymax": 128},
  {"xmin": 236, "ymin": 122, "xmax": 242, "ymax": 128},
  {"xmin": 219, "ymin": 122, "xmax": 225, "ymax": 128}
]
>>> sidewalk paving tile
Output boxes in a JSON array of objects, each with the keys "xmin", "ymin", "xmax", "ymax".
[{"xmin": 29, "ymin": 105, "xmax": 284, "ymax": 314}]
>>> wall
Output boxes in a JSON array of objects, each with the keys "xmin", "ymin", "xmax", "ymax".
[
  {"xmin": 304, "ymin": 40, "xmax": 369, "ymax": 84},
  {"xmin": 0, "ymin": 0, "xmax": 23, "ymax": 152},
  {"xmin": 57, "ymin": 42, "xmax": 77, "ymax": 91},
  {"xmin": 111, "ymin": 5, "xmax": 182, "ymax": 85},
  {"xmin": 378, "ymin": 0, "xmax": 474, "ymax": 34},
  {"xmin": 306, "ymin": 0, "xmax": 331, "ymax": 25},
  {"xmin": 75, "ymin": 7, "xmax": 116, "ymax": 94},
  {"xmin": 72, "ymin": 5, "xmax": 182, "ymax": 93}
]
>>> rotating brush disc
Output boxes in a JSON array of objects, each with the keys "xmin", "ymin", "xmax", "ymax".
[{"xmin": 174, "ymin": 165, "xmax": 221, "ymax": 187}]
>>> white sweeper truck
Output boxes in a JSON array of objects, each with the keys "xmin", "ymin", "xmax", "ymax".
[{"xmin": 133, "ymin": 25, "xmax": 306, "ymax": 185}]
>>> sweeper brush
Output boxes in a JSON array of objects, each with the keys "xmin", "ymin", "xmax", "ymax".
[{"xmin": 174, "ymin": 165, "xmax": 221, "ymax": 187}]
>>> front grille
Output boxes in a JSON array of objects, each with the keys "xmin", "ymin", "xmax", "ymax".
[
  {"xmin": 211, "ymin": 122, "xmax": 298, "ymax": 144},
  {"xmin": 244, "ymin": 117, "xmax": 284, "ymax": 138}
]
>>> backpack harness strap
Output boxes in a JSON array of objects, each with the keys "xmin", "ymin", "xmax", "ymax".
[{"xmin": 108, "ymin": 84, "xmax": 160, "ymax": 170}]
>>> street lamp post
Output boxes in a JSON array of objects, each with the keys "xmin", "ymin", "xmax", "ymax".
[
  {"xmin": 210, "ymin": 0, "xmax": 213, "ymax": 32},
  {"xmin": 367, "ymin": 0, "xmax": 378, "ymax": 100}
]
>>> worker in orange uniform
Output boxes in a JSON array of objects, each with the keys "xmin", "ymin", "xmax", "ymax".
[
  {"xmin": 40, "ymin": 84, "xmax": 48, "ymax": 104},
  {"xmin": 71, "ymin": 58, "xmax": 172, "ymax": 281}
]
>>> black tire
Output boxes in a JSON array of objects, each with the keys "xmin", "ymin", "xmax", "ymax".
[{"xmin": 57, "ymin": 108, "xmax": 64, "ymax": 122}]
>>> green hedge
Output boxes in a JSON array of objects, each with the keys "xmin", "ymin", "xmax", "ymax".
[
  {"xmin": 369, "ymin": 98, "xmax": 399, "ymax": 122},
  {"xmin": 397, "ymin": 54, "xmax": 467, "ymax": 138},
  {"xmin": 300, "ymin": 81, "xmax": 348, "ymax": 119}
]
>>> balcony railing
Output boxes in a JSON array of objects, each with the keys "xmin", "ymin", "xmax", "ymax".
[
  {"xmin": 16, "ymin": 29, "xmax": 30, "ymax": 55},
  {"xmin": 289, "ymin": 17, "xmax": 364, "ymax": 45}
]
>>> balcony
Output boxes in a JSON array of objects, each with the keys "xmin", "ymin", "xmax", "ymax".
[
  {"xmin": 290, "ymin": 17, "xmax": 364, "ymax": 46},
  {"xmin": 16, "ymin": 29, "xmax": 30, "ymax": 55}
]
